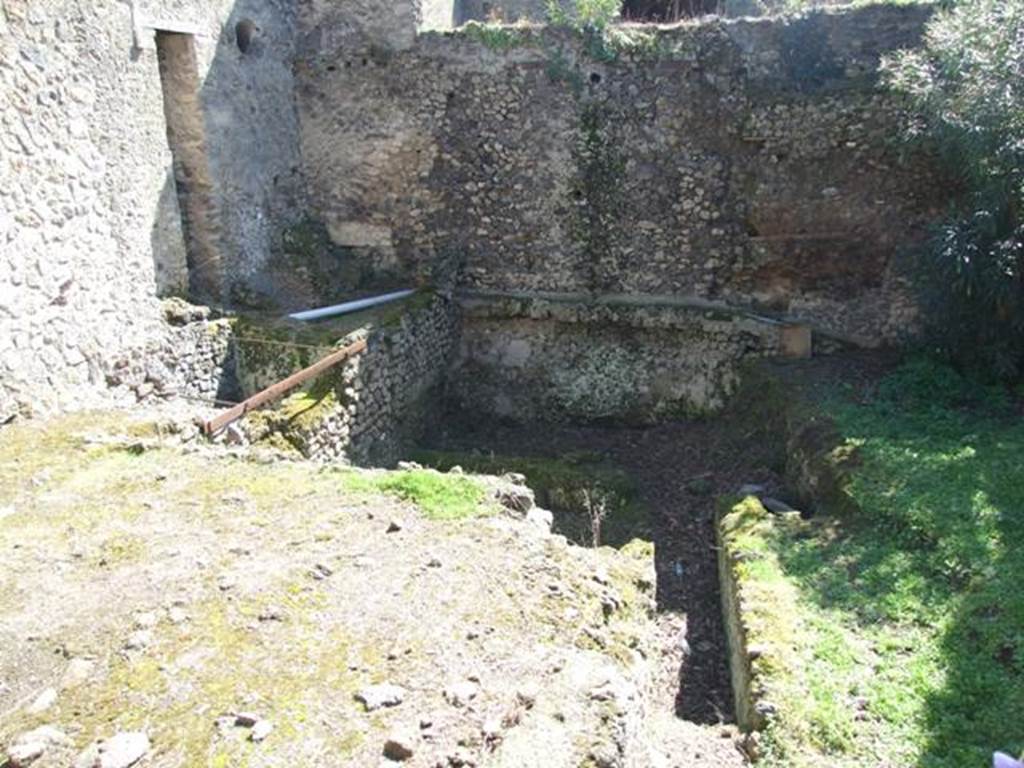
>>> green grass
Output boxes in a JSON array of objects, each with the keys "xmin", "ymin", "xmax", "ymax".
[
  {"xmin": 346, "ymin": 469, "xmax": 488, "ymax": 521},
  {"xmin": 756, "ymin": 361, "xmax": 1024, "ymax": 766}
]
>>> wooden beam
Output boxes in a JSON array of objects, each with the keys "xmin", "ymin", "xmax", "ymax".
[{"xmin": 202, "ymin": 338, "xmax": 367, "ymax": 437}]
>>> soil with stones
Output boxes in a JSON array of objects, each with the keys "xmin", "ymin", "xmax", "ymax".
[
  {"xmin": 1, "ymin": 406, "xmax": 742, "ymax": 768},
  {"xmin": 425, "ymin": 411, "xmax": 787, "ymax": 730}
]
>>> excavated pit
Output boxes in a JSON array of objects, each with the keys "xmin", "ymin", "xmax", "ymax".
[{"xmin": 418, "ymin": 408, "xmax": 789, "ymax": 729}]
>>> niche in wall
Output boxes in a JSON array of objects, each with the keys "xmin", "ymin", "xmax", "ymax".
[{"xmin": 154, "ymin": 30, "xmax": 223, "ymax": 302}]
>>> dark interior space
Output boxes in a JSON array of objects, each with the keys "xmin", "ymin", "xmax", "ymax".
[{"xmin": 621, "ymin": 0, "xmax": 724, "ymax": 21}]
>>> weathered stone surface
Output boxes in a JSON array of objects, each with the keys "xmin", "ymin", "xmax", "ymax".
[
  {"xmin": 7, "ymin": 725, "xmax": 70, "ymax": 767},
  {"xmin": 356, "ymin": 683, "xmax": 408, "ymax": 711},
  {"xmin": 296, "ymin": 3, "xmax": 940, "ymax": 354}
]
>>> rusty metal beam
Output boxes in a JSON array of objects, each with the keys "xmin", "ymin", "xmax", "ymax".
[{"xmin": 202, "ymin": 338, "xmax": 367, "ymax": 437}]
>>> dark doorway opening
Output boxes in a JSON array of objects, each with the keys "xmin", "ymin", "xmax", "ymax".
[{"xmin": 621, "ymin": 0, "xmax": 723, "ymax": 21}]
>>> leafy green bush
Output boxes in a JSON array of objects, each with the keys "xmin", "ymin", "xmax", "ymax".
[
  {"xmin": 884, "ymin": 0, "xmax": 1024, "ymax": 380},
  {"xmin": 875, "ymin": 356, "xmax": 1008, "ymax": 413}
]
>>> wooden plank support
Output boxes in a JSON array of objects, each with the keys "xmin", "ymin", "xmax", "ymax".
[{"xmin": 201, "ymin": 338, "xmax": 367, "ymax": 437}]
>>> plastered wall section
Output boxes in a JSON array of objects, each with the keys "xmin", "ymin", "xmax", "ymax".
[
  {"xmin": 0, "ymin": 0, "xmax": 303, "ymax": 420},
  {"xmin": 450, "ymin": 296, "xmax": 784, "ymax": 421}
]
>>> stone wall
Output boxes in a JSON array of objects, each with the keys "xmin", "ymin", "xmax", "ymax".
[
  {"xmin": 240, "ymin": 294, "xmax": 461, "ymax": 465},
  {"xmin": 0, "ymin": 0, "xmax": 305, "ymax": 421},
  {"xmin": 450, "ymin": 293, "xmax": 785, "ymax": 421},
  {"xmin": 296, "ymin": 4, "xmax": 943, "ymax": 348},
  {"xmin": 104, "ymin": 300, "xmax": 238, "ymax": 407}
]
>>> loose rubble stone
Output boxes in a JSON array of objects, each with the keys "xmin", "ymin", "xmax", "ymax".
[
  {"xmin": 250, "ymin": 720, "xmax": 274, "ymax": 742},
  {"xmin": 515, "ymin": 683, "xmax": 539, "ymax": 709},
  {"xmin": 7, "ymin": 726, "xmax": 70, "ymax": 767},
  {"xmin": 309, "ymin": 562, "xmax": 333, "ymax": 579},
  {"xmin": 60, "ymin": 657, "xmax": 95, "ymax": 689},
  {"xmin": 444, "ymin": 680, "xmax": 479, "ymax": 707},
  {"xmin": 526, "ymin": 507, "xmax": 554, "ymax": 530},
  {"xmin": 481, "ymin": 718, "xmax": 502, "ymax": 742},
  {"xmin": 124, "ymin": 629, "xmax": 153, "ymax": 650},
  {"xmin": 356, "ymin": 683, "xmax": 407, "ymax": 711},
  {"xmin": 75, "ymin": 731, "xmax": 150, "ymax": 768},
  {"xmin": 447, "ymin": 747, "xmax": 477, "ymax": 767},
  {"xmin": 26, "ymin": 687, "xmax": 57, "ymax": 714},
  {"xmin": 132, "ymin": 611, "xmax": 159, "ymax": 629},
  {"xmin": 258, "ymin": 605, "xmax": 285, "ymax": 622},
  {"xmin": 382, "ymin": 730, "xmax": 416, "ymax": 761},
  {"xmin": 497, "ymin": 485, "xmax": 534, "ymax": 514},
  {"xmin": 167, "ymin": 607, "xmax": 189, "ymax": 625}
]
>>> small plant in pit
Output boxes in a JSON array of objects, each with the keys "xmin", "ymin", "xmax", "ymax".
[{"xmin": 582, "ymin": 488, "xmax": 609, "ymax": 547}]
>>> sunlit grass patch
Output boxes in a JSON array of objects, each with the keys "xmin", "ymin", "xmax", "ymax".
[{"xmin": 754, "ymin": 360, "xmax": 1024, "ymax": 767}]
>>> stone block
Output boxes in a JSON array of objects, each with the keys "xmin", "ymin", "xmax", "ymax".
[{"xmin": 778, "ymin": 324, "xmax": 812, "ymax": 360}]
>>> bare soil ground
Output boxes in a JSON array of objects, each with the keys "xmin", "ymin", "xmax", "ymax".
[{"xmin": 0, "ymin": 407, "xmax": 748, "ymax": 768}]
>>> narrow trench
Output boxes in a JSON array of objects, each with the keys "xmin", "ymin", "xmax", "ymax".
[{"xmin": 422, "ymin": 413, "xmax": 787, "ymax": 731}]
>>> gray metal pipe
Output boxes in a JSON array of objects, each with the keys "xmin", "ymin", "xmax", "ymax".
[{"xmin": 287, "ymin": 289, "xmax": 416, "ymax": 322}]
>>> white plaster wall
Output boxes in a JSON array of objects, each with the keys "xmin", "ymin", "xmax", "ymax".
[{"xmin": 0, "ymin": 0, "xmax": 304, "ymax": 419}]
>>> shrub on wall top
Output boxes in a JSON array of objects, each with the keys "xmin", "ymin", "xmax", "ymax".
[{"xmin": 546, "ymin": 0, "xmax": 623, "ymax": 30}]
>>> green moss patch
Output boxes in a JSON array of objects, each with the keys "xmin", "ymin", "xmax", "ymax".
[
  {"xmin": 717, "ymin": 496, "xmax": 811, "ymax": 763},
  {"xmin": 344, "ymin": 469, "xmax": 488, "ymax": 521},
  {"xmin": 411, "ymin": 449, "xmax": 647, "ymax": 546}
]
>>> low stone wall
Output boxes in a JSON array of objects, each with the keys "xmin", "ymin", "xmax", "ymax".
[
  {"xmin": 448, "ymin": 293, "xmax": 785, "ymax": 422},
  {"xmin": 715, "ymin": 497, "xmax": 803, "ymax": 744},
  {"xmin": 242, "ymin": 294, "xmax": 460, "ymax": 465},
  {"xmin": 102, "ymin": 300, "xmax": 238, "ymax": 408}
]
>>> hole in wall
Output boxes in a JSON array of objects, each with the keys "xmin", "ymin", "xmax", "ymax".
[
  {"xmin": 590, "ymin": 72, "xmax": 602, "ymax": 84},
  {"xmin": 235, "ymin": 18, "xmax": 258, "ymax": 54}
]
